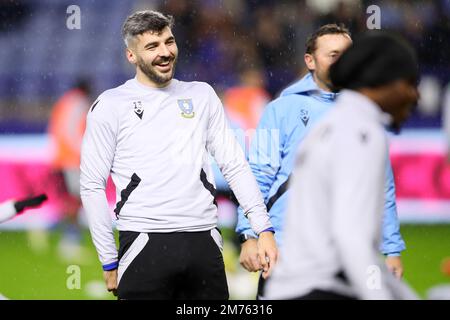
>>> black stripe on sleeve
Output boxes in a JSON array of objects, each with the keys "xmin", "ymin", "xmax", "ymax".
[
  {"xmin": 90, "ymin": 100, "xmax": 100, "ymax": 112},
  {"xmin": 266, "ymin": 174, "xmax": 291, "ymax": 212},
  {"xmin": 114, "ymin": 173, "xmax": 141, "ymax": 219},
  {"xmin": 200, "ymin": 169, "xmax": 217, "ymax": 207}
]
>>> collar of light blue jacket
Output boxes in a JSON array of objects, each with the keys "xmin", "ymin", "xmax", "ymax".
[
  {"xmin": 279, "ymin": 72, "xmax": 338, "ymax": 103},
  {"xmin": 279, "ymin": 72, "xmax": 395, "ymax": 130}
]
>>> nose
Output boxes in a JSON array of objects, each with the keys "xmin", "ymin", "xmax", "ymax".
[{"xmin": 158, "ymin": 44, "xmax": 171, "ymax": 57}]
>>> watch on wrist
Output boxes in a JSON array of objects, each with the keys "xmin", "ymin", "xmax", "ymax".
[{"xmin": 239, "ymin": 233, "xmax": 257, "ymax": 244}]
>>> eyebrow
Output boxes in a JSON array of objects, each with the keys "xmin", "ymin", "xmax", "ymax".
[
  {"xmin": 144, "ymin": 41, "xmax": 158, "ymax": 49},
  {"xmin": 143, "ymin": 36, "xmax": 175, "ymax": 49}
]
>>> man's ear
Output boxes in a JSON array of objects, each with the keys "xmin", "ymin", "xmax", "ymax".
[
  {"xmin": 126, "ymin": 47, "xmax": 137, "ymax": 64},
  {"xmin": 304, "ymin": 53, "xmax": 315, "ymax": 71}
]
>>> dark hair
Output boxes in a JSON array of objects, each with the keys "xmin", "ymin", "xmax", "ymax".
[
  {"xmin": 329, "ymin": 31, "xmax": 419, "ymax": 91},
  {"xmin": 122, "ymin": 10, "xmax": 174, "ymax": 47},
  {"xmin": 74, "ymin": 78, "xmax": 92, "ymax": 95},
  {"xmin": 305, "ymin": 23, "xmax": 351, "ymax": 54}
]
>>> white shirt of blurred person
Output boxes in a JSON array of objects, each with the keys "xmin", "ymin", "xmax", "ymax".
[
  {"xmin": 265, "ymin": 32, "xmax": 420, "ymax": 300},
  {"xmin": 0, "ymin": 195, "xmax": 47, "ymax": 223},
  {"xmin": 80, "ymin": 10, "xmax": 277, "ymax": 299}
]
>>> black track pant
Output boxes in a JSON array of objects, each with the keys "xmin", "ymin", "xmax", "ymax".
[{"xmin": 117, "ymin": 230, "xmax": 229, "ymax": 300}]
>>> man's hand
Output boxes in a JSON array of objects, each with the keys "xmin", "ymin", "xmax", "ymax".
[
  {"xmin": 239, "ymin": 238, "xmax": 262, "ymax": 272},
  {"xmin": 385, "ymin": 256, "xmax": 404, "ymax": 279},
  {"xmin": 257, "ymin": 231, "xmax": 278, "ymax": 279},
  {"xmin": 103, "ymin": 269, "xmax": 118, "ymax": 296}
]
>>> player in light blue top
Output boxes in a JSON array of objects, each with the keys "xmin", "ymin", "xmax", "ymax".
[{"xmin": 235, "ymin": 24, "xmax": 406, "ymax": 298}]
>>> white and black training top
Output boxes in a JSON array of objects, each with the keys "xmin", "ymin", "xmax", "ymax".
[
  {"xmin": 80, "ymin": 78, "xmax": 272, "ymax": 269},
  {"xmin": 265, "ymin": 90, "xmax": 417, "ymax": 300}
]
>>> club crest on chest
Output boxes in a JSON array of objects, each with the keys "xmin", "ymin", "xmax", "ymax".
[{"xmin": 177, "ymin": 99, "xmax": 195, "ymax": 118}]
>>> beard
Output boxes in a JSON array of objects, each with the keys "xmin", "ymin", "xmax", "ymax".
[{"xmin": 136, "ymin": 54, "xmax": 177, "ymax": 86}]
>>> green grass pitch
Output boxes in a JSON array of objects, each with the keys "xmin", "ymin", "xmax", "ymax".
[{"xmin": 0, "ymin": 224, "xmax": 448, "ymax": 299}]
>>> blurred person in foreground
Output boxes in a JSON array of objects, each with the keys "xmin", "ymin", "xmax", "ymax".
[
  {"xmin": 80, "ymin": 10, "xmax": 277, "ymax": 300},
  {"xmin": 48, "ymin": 79, "xmax": 92, "ymax": 261},
  {"xmin": 236, "ymin": 24, "xmax": 406, "ymax": 299},
  {"xmin": 266, "ymin": 31, "xmax": 419, "ymax": 300}
]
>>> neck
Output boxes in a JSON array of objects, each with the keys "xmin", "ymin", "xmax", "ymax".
[
  {"xmin": 357, "ymin": 88, "xmax": 383, "ymax": 110},
  {"xmin": 312, "ymin": 72, "xmax": 332, "ymax": 92},
  {"xmin": 136, "ymin": 69, "xmax": 171, "ymax": 89}
]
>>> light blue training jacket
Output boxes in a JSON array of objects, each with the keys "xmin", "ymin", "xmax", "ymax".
[{"xmin": 235, "ymin": 73, "xmax": 405, "ymax": 256}]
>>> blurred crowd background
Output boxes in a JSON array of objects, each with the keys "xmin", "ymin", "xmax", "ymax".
[
  {"xmin": 0, "ymin": 0, "xmax": 449, "ymax": 132},
  {"xmin": 0, "ymin": 0, "xmax": 450, "ymax": 300}
]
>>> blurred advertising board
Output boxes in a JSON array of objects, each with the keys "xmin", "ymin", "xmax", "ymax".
[{"xmin": 0, "ymin": 130, "xmax": 448, "ymax": 229}]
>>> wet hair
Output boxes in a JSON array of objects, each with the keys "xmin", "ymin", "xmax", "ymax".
[
  {"xmin": 122, "ymin": 10, "xmax": 174, "ymax": 47},
  {"xmin": 305, "ymin": 23, "xmax": 351, "ymax": 54},
  {"xmin": 329, "ymin": 31, "xmax": 419, "ymax": 91}
]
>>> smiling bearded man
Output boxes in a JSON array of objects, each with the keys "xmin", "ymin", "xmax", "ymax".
[{"xmin": 80, "ymin": 10, "xmax": 278, "ymax": 300}]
